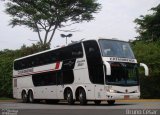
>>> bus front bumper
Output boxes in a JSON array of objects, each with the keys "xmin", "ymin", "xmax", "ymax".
[{"xmin": 106, "ymin": 92, "xmax": 140, "ymax": 100}]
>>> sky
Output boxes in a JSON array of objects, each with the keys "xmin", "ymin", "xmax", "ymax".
[{"xmin": 0, "ymin": 0, "xmax": 160, "ymax": 50}]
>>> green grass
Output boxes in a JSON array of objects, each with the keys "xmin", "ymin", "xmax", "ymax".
[{"xmin": 0, "ymin": 97, "xmax": 14, "ymax": 100}]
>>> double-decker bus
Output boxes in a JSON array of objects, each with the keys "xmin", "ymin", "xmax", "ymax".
[{"xmin": 13, "ymin": 38, "xmax": 149, "ymax": 105}]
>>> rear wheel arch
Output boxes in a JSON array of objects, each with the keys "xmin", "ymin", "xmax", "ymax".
[
  {"xmin": 28, "ymin": 89, "xmax": 34, "ymax": 94},
  {"xmin": 21, "ymin": 89, "xmax": 27, "ymax": 94}
]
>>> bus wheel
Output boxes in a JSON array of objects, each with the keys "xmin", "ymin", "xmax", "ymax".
[
  {"xmin": 66, "ymin": 89, "xmax": 74, "ymax": 105},
  {"xmin": 28, "ymin": 90, "xmax": 34, "ymax": 103},
  {"xmin": 79, "ymin": 89, "xmax": 87, "ymax": 105},
  {"xmin": 22, "ymin": 91, "xmax": 28, "ymax": 103},
  {"xmin": 107, "ymin": 100, "xmax": 115, "ymax": 105},
  {"xmin": 94, "ymin": 100, "xmax": 101, "ymax": 105}
]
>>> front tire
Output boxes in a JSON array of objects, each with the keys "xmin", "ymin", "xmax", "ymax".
[
  {"xmin": 79, "ymin": 89, "xmax": 87, "ymax": 105},
  {"xmin": 107, "ymin": 100, "xmax": 115, "ymax": 105}
]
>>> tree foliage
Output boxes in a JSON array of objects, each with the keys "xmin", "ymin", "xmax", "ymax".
[
  {"xmin": 140, "ymin": 76, "xmax": 160, "ymax": 99},
  {"xmin": 133, "ymin": 5, "xmax": 160, "ymax": 98},
  {"xmin": 0, "ymin": 43, "xmax": 49, "ymax": 97},
  {"xmin": 5, "ymin": 0, "xmax": 101, "ymax": 46},
  {"xmin": 0, "ymin": 50, "xmax": 15, "ymax": 97},
  {"xmin": 131, "ymin": 41, "xmax": 160, "ymax": 99},
  {"xmin": 132, "ymin": 41, "xmax": 160, "ymax": 77},
  {"xmin": 134, "ymin": 4, "xmax": 160, "ymax": 41}
]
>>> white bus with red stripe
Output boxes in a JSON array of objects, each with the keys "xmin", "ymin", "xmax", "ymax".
[{"xmin": 13, "ymin": 38, "xmax": 149, "ymax": 105}]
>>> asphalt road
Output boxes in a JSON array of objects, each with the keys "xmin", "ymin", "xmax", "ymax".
[{"xmin": 0, "ymin": 100, "xmax": 160, "ymax": 115}]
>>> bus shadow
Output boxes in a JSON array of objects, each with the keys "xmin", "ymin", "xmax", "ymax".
[
  {"xmin": 43, "ymin": 101, "xmax": 135, "ymax": 106},
  {"xmin": 17, "ymin": 100, "xmax": 135, "ymax": 106}
]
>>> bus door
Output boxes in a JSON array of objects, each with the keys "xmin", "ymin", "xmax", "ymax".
[{"xmin": 13, "ymin": 78, "xmax": 19, "ymax": 98}]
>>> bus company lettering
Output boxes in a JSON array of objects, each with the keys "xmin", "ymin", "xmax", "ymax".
[
  {"xmin": 110, "ymin": 57, "xmax": 135, "ymax": 63},
  {"xmin": 18, "ymin": 68, "xmax": 33, "ymax": 75},
  {"xmin": 77, "ymin": 60, "xmax": 85, "ymax": 66}
]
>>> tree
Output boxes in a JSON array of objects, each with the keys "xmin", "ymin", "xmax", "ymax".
[
  {"xmin": 132, "ymin": 41, "xmax": 160, "ymax": 77},
  {"xmin": 134, "ymin": 4, "xmax": 160, "ymax": 41},
  {"xmin": 131, "ymin": 41, "xmax": 160, "ymax": 99},
  {"xmin": 5, "ymin": 0, "xmax": 101, "ymax": 47},
  {"xmin": 0, "ymin": 42, "xmax": 50, "ymax": 98}
]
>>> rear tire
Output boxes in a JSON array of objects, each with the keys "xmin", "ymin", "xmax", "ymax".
[
  {"xmin": 66, "ymin": 89, "xmax": 74, "ymax": 105},
  {"xmin": 107, "ymin": 100, "xmax": 115, "ymax": 105},
  {"xmin": 21, "ymin": 91, "xmax": 28, "ymax": 103},
  {"xmin": 94, "ymin": 100, "xmax": 101, "ymax": 105},
  {"xmin": 28, "ymin": 90, "xmax": 34, "ymax": 103},
  {"xmin": 79, "ymin": 89, "xmax": 87, "ymax": 105}
]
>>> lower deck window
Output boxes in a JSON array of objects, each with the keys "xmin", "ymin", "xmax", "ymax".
[{"xmin": 32, "ymin": 70, "xmax": 74, "ymax": 86}]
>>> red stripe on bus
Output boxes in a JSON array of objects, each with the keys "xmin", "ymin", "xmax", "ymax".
[
  {"xmin": 55, "ymin": 61, "xmax": 60, "ymax": 69},
  {"xmin": 13, "ymin": 62, "xmax": 62, "ymax": 78},
  {"xmin": 13, "ymin": 69, "xmax": 55, "ymax": 78}
]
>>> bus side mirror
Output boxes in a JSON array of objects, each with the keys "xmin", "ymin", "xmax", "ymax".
[
  {"xmin": 104, "ymin": 61, "xmax": 111, "ymax": 76},
  {"xmin": 140, "ymin": 63, "xmax": 149, "ymax": 76}
]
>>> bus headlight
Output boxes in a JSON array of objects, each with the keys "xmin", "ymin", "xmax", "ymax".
[
  {"xmin": 109, "ymin": 89, "xmax": 117, "ymax": 93},
  {"xmin": 135, "ymin": 90, "xmax": 138, "ymax": 93}
]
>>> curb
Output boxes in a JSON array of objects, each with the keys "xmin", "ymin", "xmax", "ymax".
[{"xmin": 117, "ymin": 99, "xmax": 160, "ymax": 102}]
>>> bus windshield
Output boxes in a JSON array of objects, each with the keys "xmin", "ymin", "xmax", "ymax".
[
  {"xmin": 99, "ymin": 39, "xmax": 135, "ymax": 59},
  {"xmin": 106, "ymin": 63, "xmax": 139, "ymax": 86}
]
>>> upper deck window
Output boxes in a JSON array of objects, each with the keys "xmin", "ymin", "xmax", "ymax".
[
  {"xmin": 99, "ymin": 39, "xmax": 135, "ymax": 59},
  {"xmin": 14, "ymin": 43, "xmax": 83, "ymax": 70}
]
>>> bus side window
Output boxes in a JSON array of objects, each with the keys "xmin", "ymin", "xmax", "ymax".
[
  {"xmin": 56, "ymin": 70, "xmax": 74, "ymax": 85},
  {"xmin": 58, "ymin": 48, "xmax": 67, "ymax": 61},
  {"xmin": 70, "ymin": 43, "xmax": 83, "ymax": 58},
  {"xmin": 63, "ymin": 70, "xmax": 74, "ymax": 84},
  {"xmin": 83, "ymin": 40, "xmax": 104, "ymax": 84},
  {"xmin": 21, "ymin": 59, "xmax": 26, "ymax": 69},
  {"xmin": 14, "ymin": 61, "xmax": 19, "ymax": 70},
  {"xmin": 32, "ymin": 71, "xmax": 57, "ymax": 86},
  {"xmin": 60, "ymin": 43, "xmax": 83, "ymax": 61},
  {"xmin": 83, "ymin": 40, "xmax": 102, "ymax": 63},
  {"xmin": 50, "ymin": 50, "xmax": 59, "ymax": 62},
  {"xmin": 56, "ymin": 71, "xmax": 63, "ymax": 85}
]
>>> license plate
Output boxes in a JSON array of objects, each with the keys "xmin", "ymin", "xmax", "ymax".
[{"xmin": 124, "ymin": 95, "xmax": 129, "ymax": 99}]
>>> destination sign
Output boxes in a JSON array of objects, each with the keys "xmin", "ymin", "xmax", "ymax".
[{"xmin": 105, "ymin": 57, "xmax": 137, "ymax": 63}]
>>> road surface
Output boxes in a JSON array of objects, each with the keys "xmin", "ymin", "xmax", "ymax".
[{"xmin": 0, "ymin": 100, "xmax": 160, "ymax": 115}]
